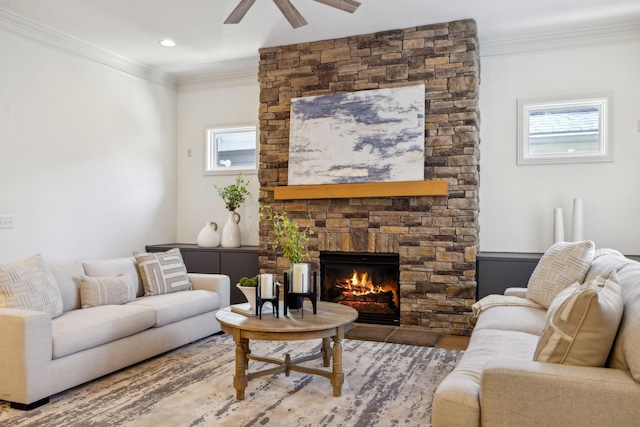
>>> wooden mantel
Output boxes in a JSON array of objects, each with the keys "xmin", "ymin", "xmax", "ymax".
[{"xmin": 273, "ymin": 180, "xmax": 448, "ymax": 200}]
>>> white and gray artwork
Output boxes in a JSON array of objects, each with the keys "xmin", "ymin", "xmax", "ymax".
[{"xmin": 288, "ymin": 84, "xmax": 425, "ymax": 185}]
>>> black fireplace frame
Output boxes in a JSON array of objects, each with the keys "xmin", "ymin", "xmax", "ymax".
[{"xmin": 320, "ymin": 251, "xmax": 400, "ymax": 326}]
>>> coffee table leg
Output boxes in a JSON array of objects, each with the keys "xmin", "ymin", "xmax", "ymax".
[
  {"xmin": 233, "ymin": 331, "xmax": 248, "ymax": 400},
  {"xmin": 322, "ymin": 337, "xmax": 331, "ymax": 367},
  {"xmin": 331, "ymin": 326, "xmax": 345, "ymax": 397}
]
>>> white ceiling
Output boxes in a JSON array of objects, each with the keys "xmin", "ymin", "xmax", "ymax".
[{"xmin": 0, "ymin": 0, "xmax": 639, "ymax": 78}]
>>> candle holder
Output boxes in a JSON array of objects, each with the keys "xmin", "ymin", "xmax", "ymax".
[
  {"xmin": 283, "ymin": 271, "xmax": 317, "ymax": 317},
  {"xmin": 256, "ymin": 274, "xmax": 279, "ymax": 319}
]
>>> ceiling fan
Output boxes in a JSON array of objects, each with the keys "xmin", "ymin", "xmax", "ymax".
[{"xmin": 224, "ymin": 0, "xmax": 362, "ymax": 29}]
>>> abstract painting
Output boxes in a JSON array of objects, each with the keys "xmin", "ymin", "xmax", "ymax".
[{"xmin": 288, "ymin": 84, "xmax": 425, "ymax": 185}]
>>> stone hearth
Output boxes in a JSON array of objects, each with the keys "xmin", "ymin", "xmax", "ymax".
[{"xmin": 258, "ymin": 19, "xmax": 480, "ymax": 335}]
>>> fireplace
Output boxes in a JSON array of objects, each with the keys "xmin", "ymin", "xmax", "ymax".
[{"xmin": 320, "ymin": 252, "xmax": 400, "ymax": 325}]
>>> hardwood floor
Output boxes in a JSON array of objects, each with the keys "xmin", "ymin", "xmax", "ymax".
[{"xmin": 436, "ymin": 335, "xmax": 470, "ymax": 351}]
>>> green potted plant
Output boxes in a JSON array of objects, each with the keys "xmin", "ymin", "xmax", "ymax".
[
  {"xmin": 236, "ymin": 275, "xmax": 258, "ymax": 311},
  {"xmin": 215, "ymin": 173, "xmax": 250, "ymax": 248},
  {"xmin": 260, "ymin": 206, "xmax": 313, "ymax": 264},
  {"xmin": 261, "ymin": 206, "xmax": 314, "ymax": 307}
]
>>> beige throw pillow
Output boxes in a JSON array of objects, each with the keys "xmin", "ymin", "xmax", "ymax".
[
  {"xmin": 533, "ymin": 271, "xmax": 623, "ymax": 367},
  {"xmin": 526, "ymin": 240, "xmax": 595, "ymax": 308},
  {"xmin": 80, "ymin": 274, "xmax": 136, "ymax": 308},
  {"xmin": 0, "ymin": 254, "xmax": 64, "ymax": 318},
  {"xmin": 134, "ymin": 248, "xmax": 192, "ymax": 296}
]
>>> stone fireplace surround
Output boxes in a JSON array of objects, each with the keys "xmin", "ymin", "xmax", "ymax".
[{"xmin": 258, "ymin": 19, "xmax": 480, "ymax": 336}]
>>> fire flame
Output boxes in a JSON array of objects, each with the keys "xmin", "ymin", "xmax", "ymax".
[{"xmin": 339, "ymin": 270, "xmax": 385, "ymax": 296}]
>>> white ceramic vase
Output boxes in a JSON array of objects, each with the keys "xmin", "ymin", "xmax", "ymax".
[
  {"xmin": 221, "ymin": 211, "xmax": 241, "ymax": 248},
  {"xmin": 197, "ymin": 221, "xmax": 220, "ymax": 247},
  {"xmin": 237, "ymin": 284, "xmax": 256, "ymax": 310}
]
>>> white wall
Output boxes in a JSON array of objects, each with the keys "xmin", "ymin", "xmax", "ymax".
[
  {"xmin": 479, "ymin": 39, "xmax": 640, "ymax": 254},
  {"xmin": 0, "ymin": 31, "xmax": 177, "ymax": 264},
  {"xmin": 175, "ymin": 78, "xmax": 260, "ymax": 246}
]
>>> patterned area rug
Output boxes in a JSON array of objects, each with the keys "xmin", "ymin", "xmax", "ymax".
[{"xmin": 0, "ymin": 334, "xmax": 462, "ymax": 427}]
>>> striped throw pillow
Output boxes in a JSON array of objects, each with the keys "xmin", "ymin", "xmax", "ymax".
[
  {"xmin": 533, "ymin": 271, "xmax": 623, "ymax": 367},
  {"xmin": 526, "ymin": 240, "xmax": 595, "ymax": 308},
  {"xmin": 80, "ymin": 274, "xmax": 136, "ymax": 308},
  {"xmin": 134, "ymin": 248, "xmax": 192, "ymax": 296},
  {"xmin": 0, "ymin": 254, "xmax": 64, "ymax": 318}
]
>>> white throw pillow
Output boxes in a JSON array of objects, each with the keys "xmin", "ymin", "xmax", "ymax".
[
  {"xmin": 134, "ymin": 248, "xmax": 192, "ymax": 296},
  {"xmin": 83, "ymin": 257, "xmax": 143, "ymax": 297},
  {"xmin": 533, "ymin": 271, "xmax": 623, "ymax": 367},
  {"xmin": 80, "ymin": 274, "xmax": 136, "ymax": 308},
  {"xmin": 0, "ymin": 254, "xmax": 64, "ymax": 318},
  {"xmin": 526, "ymin": 240, "xmax": 595, "ymax": 308}
]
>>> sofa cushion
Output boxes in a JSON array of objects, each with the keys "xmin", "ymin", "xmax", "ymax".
[
  {"xmin": 526, "ymin": 240, "xmax": 594, "ymax": 308},
  {"xmin": 0, "ymin": 254, "xmax": 64, "ymax": 318},
  {"xmin": 473, "ymin": 305, "xmax": 547, "ymax": 336},
  {"xmin": 80, "ymin": 274, "xmax": 137, "ymax": 308},
  {"xmin": 127, "ymin": 290, "xmax": 220, "ymax": 327},
  {"xmin": 533, "ymin": 271, "xmax": 623, "ymax": 367},
  {"xmin": 83, "ymin": 257, "xmax": 144, "ymax": 297},
  {"xmin": 134, "ymin": 248, "xmax": 192, "ymax": 296},
  {"xmin": 605, "ymin": 258, "xmax": 640, "ymax": 381},
  {"xmin": 51, "ymin": 304, "xmax": 155, "ymax": 359},
  {"xmin": 433, "ymin": 328, "xmax": 540, "ymax": 427},
  {"xmin": 49, "ymin": 262, "xmax": 85, "ymax": 312}
]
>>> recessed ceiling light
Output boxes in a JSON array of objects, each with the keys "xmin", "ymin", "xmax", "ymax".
[{"xmin": 159, "ymin": 39, "xmax": 176, "ymax": 47}]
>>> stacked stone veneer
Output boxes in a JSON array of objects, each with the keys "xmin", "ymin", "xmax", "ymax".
[{"xmin": 258, "ymin": 19, "xmax": 480, "ymax": 335}]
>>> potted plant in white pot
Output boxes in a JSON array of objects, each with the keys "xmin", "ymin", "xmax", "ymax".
[
  {"xmin": 236, "ymin": 275, "xmax": 258, "ymax": 311},
  {"xmin": 261, "ymin": 206, "xmax": 314, "ymax": 308},
  {"xmin": 215, "ymin": 173, "xmax": 250, "ymax": 248}
]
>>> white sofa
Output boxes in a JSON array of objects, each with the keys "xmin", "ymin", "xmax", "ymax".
[
  {"xmin": 433, "ymin": 249, "xmax": 640, "ymax": 427},
  {"xmin": 0, "ymin": 256, "xmax": 230, "ymax": 410}
]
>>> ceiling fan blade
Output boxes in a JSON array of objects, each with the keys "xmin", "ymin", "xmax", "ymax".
[
  {"xmin": 313, "ymin": 0, "xmax": 361, "ymax": 13},
  {"xmin": 224, "ymin": 0, "xmax": 257, "ymax": 24},
  {"xmin": 273, "ymin": 0, "xmax": 308, "ymax": 28}
]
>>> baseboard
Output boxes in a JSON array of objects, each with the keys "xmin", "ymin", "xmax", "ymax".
[{"xmin": 9, "ymin": 396, "xmax": 49, "ymax": 410}]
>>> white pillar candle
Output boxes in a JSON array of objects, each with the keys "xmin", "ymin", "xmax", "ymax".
[
  {"xmin": 571, "ymin": 198, "xmax": 584, "ymax": 242},
  {"xmin": 260, "ymin": 274, "xmax": 274, "ymax": 299},
  {"xmin": 553, "ymin": 208, "xmax": 564, "ymax": 243},
  {"xmin": 292, "ymin": 263, "xmax": 309, "ymax": 293}
]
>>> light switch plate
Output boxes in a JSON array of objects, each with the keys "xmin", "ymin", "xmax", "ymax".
[{"xmin": 0, "ymin": 215, "xmax": 15, "ymax": 229}]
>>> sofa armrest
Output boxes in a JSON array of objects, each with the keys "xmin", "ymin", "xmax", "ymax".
[
  {"xmin": 0, "ymin": 308, "xmax": 53, "ymax": 405},
  {"xmin": 481, "ymin": 359, "xmax": 640, "ymax": 427},
  {"xmin": 188, "ymin": 273, "xmax": 231, "ymax": 308},
  {"xmin": 503, "ymin": 287, "xmax": 527, "ymax": 298}
]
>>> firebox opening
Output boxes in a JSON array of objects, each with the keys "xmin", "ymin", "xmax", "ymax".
[{"xmin": 320, "ymin": 252, "xmax": 400, "ymax": 326}]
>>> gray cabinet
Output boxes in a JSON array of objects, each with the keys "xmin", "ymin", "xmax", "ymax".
[
  {"xmin": 476, "ymin": 252, "xmax": 541, "ymax": 299},
  {"xmin": 145, "ymin": 244, "xmax": 258, "ymax": 305}
]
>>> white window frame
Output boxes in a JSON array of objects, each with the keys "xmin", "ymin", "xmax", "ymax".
[
  {"xmin": 517, "ymin": 94, "xmax": 613, "ymax": 165},
  {"xmin": 204, "ymin": 124, "xmax": 258, "ymax": 176}
]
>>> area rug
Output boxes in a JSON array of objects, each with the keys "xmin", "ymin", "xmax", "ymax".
[{"xmin": 0, "ymin": 334, "xmax": 462, "ymax": 427}]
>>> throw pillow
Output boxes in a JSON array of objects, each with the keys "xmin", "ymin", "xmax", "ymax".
[
  {"xmin": 526, "ymin": 240, "xmax": 595, "ymax": 308},
  {"xmin": 82, "ymin": 257, "xmax": 144, "ymax": 297},
  {"xmin": 533, "ymin": 271, "xmax": 623, "ymax": 367},
  {"xmin": 80, "ymin": 274, "xmax": 136, "ymax": 308},
  {"xmin": 133, "ymin": 248, "xmax": 192, "ymax": 296},
  {"xmin": 0, "ymin": 254, "xmax": 64, "ymax": 318}
]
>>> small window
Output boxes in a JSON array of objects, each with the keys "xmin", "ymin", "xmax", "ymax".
[
  {"xmin": 205, "ymin": 125, "xmax": 257, "ymax": 175},
  {"xmin": 517, "ymin": 94, "xmax": 612, "ymax": 165}
]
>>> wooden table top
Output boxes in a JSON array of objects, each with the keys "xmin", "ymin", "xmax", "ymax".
[{"xmin": 216, "ymin": 301, "xmax": 358, "ymax": 333}]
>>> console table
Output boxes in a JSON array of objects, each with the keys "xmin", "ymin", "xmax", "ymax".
[{"xmin": 145, "ymin": 244, "xmax": 258, "ymax": 305}]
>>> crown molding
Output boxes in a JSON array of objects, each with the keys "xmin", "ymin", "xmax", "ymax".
[
  {"xmin": 0, "ymin": 7, "xmax": 177, "ymax": 89},
  {"xmin": 177, "ymin": 71, "xmax": 258, "ymax": 92},
  {"xmin": 481, "ymin": 22, "xmax": 640, "ymax": 57}
]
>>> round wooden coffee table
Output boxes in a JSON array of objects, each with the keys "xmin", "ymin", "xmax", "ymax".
[{"xmin": 216, "ymin": 301, "xmax": 358, "ymax": 400}]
